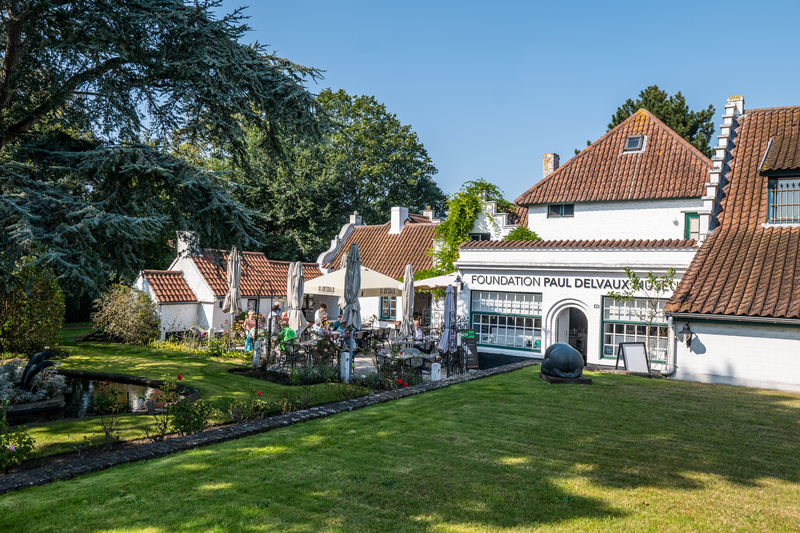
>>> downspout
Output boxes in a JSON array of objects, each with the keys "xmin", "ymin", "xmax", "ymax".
[{"xmin": 661, "ymin": 316, "xmax": 677, "ymax": 377}]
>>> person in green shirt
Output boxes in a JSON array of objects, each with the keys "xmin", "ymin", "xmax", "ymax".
[{"xmin": 278, "ymin": 324, "xmax": 296, "ymax": 351}]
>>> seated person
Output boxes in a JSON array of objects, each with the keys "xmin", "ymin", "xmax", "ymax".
[
  {"xmin": 277, "ymin": 323, "xmax": 296, "ymax": 350},
  {"xmin": 280, "ymin": 311, "xmax": 290, "ymax": 324},
  {"xmin": 314, "ymin": 303, "xmax": 328, "ymax": 324},
  {"xmin": 311, "ymin": 318, "xmax": 325, "ymax": 335},
  {"xmin": 414, "ymin": 320, "xmax": 424, "ymax": 341},
  {"xmin": 332, "ymin": 312, "xmax": 344, "ymax": 330}
]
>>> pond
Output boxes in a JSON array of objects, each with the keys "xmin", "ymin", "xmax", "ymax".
[{"xmin": 7, "ymin": 376, "xmax": 161, "ymax": 425}]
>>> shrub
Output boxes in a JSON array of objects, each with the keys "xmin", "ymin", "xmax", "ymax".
[
  {"xmin": 227, "ymin": 390, "xmax": 269, "ymax": 422},
  {"xmin": 92, "ymin": 285, "xmax": 159, "ymax": 345},
  {"xmin": 169, "ymin": 399, "xmax": 217, "ymax": 436},
  {"xmin": 0, "ymin": 358, "xmax": 66, "ymax": 405},
  {"xmin": 0, "ymin": 264, "xmax": 65, "ymax": 354},
  {"xmin": 290, "ymin": 364, "xmax": 340, "ymax": 386},
  {"xmin": 0, "ymin": 400, "xmax": 36, "ymax": 473},
  {"xmin": 503, "ymin": 226, "xmax": 541, "ymax": 241}
]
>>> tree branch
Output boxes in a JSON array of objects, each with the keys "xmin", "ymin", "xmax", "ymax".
[{"xmin": 1, "ymin": 56, "xmax": 127, "ymax": 147}]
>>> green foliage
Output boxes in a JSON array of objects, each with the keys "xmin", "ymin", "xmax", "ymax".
[
  {"xmin": 227, "ymin": 390, "xmax": 270, "ymax": 423},
  {"xmin": 169, "ymin": 398, "xmax": 217, "ymax": 437},
  {"xmin": 432, "ymin": 179, "xmax": 511, "ymax": 273},
  {"xmin": 0, "ymin": 263, "xmax": 64, "ymax": 354},
  {"xmin": 503, "ymin": 226, "xmax": 542, "ymax": 241},
  {"xmin": 289, "ymin": 364, "xmax": 341, "ymax": 386},
  {"xmin": 92, "ymin": 383, "xmax": 124, "ymax": 450},
  {"xmin": 0, "ymin": 399, "xmax": 36, "ymax": 473},
  {"xmin": 92, "ymin": 285, "xmax": 159, "ymax": 346},
  {"xmin": 0, "ymin": 1, "xmax": 330, "ymax": 295},
  {"xmin": 225, "ymin": 89, "xmax": 447, "ymax": 261},
  {"xmin": 608, "ymin": 86, "xmax": 715, "ymax": 157}
]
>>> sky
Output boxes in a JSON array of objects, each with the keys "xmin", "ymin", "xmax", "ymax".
[{"xmin": 218, "ymin": 0, "xmax": 800, "ymax": 201}]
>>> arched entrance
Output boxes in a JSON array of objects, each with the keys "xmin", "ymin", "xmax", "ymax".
[{"xmin": 547, "ymin": 300, "xmax": 590, "ymax": 365}]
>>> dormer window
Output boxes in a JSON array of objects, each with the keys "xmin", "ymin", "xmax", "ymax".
[
  {"xmin": 768, "ymin": 178, "xmax": 800, "ymax": 223},
  {"xmin": 623, "ymin": 135, "xmax": 645, "ymax": 152}
]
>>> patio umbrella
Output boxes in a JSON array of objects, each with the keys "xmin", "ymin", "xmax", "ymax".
[
  {"xmin": 305, "ymin": 266, "xmax": 401, "ymax": 298},
  {"xmin": 437, "ymin": 284, "xmax": 455, "ymax": 353},
  {"xmin": 400, "ymin": 264, "xmax": 414, "ymax": 339},
  {"xmin": 287, "ymin": 262, "xmax": 308, "ymax": 336},
  {"xmin": 222, "ymin": 247, "xmax": 242, "ymax": 316},
  {"xmin": 337, "ymin": 250, "xmax": 349, "ymax": 309},
  {"xmin": 341, "ymin": 243, "xmax": 362, "ymax": 332}
]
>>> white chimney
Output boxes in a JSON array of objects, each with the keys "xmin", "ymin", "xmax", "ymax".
[
  {"xmin": 389, "ymin": 206, "xmax": 409, "ymax": 235},
  {"xmin": 176, "ymin": 231, "xmax": 198, "ymax": 258},
  {"xmin": 543, "ymin": 153, "xmax": 560, "ymax": 179},
  {"xmin": 422, "ymin": 205, "xmax": 440, "ymax": 223},
  {"xmin": 349, "ymin": 211, "xmax": 363, "ymax": 225}
]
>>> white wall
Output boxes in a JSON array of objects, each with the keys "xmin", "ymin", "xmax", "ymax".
[
  {"xmin": 527, "ymin": 199, "xmax": 704, "ymax": 241},
  {"xmin": 168, "ymin": 256, "xmax": 215, "ymax": 302},
  {"xmin": 471, "ymin": 200, "xmax": 518, "ymax": 240},
  {"xmin": 160, "ymin": 303, "xmax": 200, "ymax": 333},
  {"xmin": 674, "ymin": 321, "xmax": 800, "ymax": 393},
  {"xmin": 457, "ymin": 246, "xmax": 697, "ymax": 362}
]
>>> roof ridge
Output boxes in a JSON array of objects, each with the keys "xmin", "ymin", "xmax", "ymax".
[
  {"xmin": 143, "ymin": 269, "xmax": 183, "ymax": 274},
  {"xmin": 744, "ymin": 105, "xmax": 800, "ymax": 113},
  {"xmin": 637, "ymin": 109, "xmax": 713, "ymax": 168}
]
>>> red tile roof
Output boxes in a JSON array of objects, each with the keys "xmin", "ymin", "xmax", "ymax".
[
  {"xmin": 326, "ymin": 222, "xmax": 438, "ymax": 279},
  {"xmin": 515, "ymin": 109, "xmax": 712, "ymax": 206},
  {"xmin": 667, "ymin": 106, "xmax": 800, "ymax": 319},
  {"xmin": 761, "ymin": 133, "xmax": 800, "ymax": 172},
  {"xmin": 507, "ymin": 205, "xmax": 528, "ymax": 227},
  {"xmin": 192, "ymin": 251, "xmax": 323, "ymax": 298},
  {"xmin": 142, "ymin": 270, "xmax": 196, "ymax": 303},
  {"xmin": 460, "ymin": 238, "xmax": 697, "ymax": 250}
]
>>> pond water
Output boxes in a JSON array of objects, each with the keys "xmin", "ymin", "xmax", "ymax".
[{"xmin": 8, "ymin": 377, "xmax": 161, "ymax": 425}]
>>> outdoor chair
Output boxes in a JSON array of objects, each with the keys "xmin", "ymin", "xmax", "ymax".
[
  {"xmin": 405, "ymin": 356, "xmax": 425, "ymax": 378},
  {"xmin": 376, "ymin": 354, "xmax": 391, "ymax": 373},
  {"xmin": 282, "ymin": 339, "xmax": 306, "ymax": 369}
]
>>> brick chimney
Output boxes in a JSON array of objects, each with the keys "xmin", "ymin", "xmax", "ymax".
[
  {"xmin": 389, "ymin": 206, "xmax": 409, "ymax": 235},
  {"xmin": 543, "ymin": 153, "xmax": 560, "ymax": 179}
]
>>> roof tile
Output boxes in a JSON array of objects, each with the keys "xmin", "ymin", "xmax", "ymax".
[
  {"xmin": 142, "ymin": 270, "xmax": 196, "ymax": 303},
  {"xmin": 516, "ymin": 110, "xmax": 712, "ymax": 206}
]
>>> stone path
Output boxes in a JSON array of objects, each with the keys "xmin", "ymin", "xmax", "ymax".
[{"xmin": 0, "ymin": 359, "xmax": 539, "ymax": 496}]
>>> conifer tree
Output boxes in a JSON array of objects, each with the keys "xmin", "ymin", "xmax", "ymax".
[
  {"xmin": 608, "ymin": 86, "xmax": 715, "ymax": 157},
  {"xmin": 0, "ymin": 1, "xmax": 330, "ymax": 296}
]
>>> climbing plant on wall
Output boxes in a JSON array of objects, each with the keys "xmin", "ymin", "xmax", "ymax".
[{"xmin": 429, "ymin": 179, "xmax": 512, "ymax": 274}]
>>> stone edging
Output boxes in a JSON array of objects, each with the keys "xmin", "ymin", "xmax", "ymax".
[{"xmin": 0, "ymin": 360, "xmax": 539, "ymax": 496}]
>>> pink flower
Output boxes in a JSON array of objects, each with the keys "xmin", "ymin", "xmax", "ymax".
[
  {"xmin": 256, "ymin": 391, "xmax": 262, "ymax": 396},
  {"xmin": 8, "ymin": 444, "xmax": 15, "ymax": 452},
  {"xmin": 324, "ymin": 349, "xmax": 328, "ymax": 352},
  {"xmin": 177, "ymin": 374, "xmax": 182, "ymax": 381}
]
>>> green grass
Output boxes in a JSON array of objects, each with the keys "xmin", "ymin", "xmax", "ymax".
[
  {"xmin": 9, "ymin": 328, "xmax": 359, "ymax": 458},
  {"xmin": 2, "ymin": 367, "xmax": 800, "ymax": 531}
]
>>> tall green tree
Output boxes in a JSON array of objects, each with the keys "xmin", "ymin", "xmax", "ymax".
[
  {"xmin": 226, "ymin": 89, "xmax": 447, "ymax": 261},
  {"xmin": 0, "ymin": 1, "xmax": 330, "ymax": 297},
  {"xmin": 318, "ymin": 89, "xmax": 446, "ymax": 225},
  {"xmin": 608, "ymin": 86, "xmax": 715, "ymax": 157}
]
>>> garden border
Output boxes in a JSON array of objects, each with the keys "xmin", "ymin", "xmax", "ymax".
[{"xmin": 0, "ymin": 359, "xmax": 538, "ymax": 495}]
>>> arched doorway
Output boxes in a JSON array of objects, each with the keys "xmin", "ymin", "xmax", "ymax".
[{"xmin": 554, "ymin": 306, "xmax": 589, "ymax": 365}]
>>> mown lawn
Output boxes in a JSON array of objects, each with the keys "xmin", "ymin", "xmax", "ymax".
[
  {"xmin": 2, "ymin": 366, "xmax": 800, "ymax": 531},
  {"xmin": 10, "ymin": 328, "xmax": 359, "ymax": 458}
]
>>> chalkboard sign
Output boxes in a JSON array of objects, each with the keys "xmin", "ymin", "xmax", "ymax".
[
  {"xmin": 461, "ymin": 330, "xmax": 479, "ymax": 369},
  {"xmin": 615, "ymin": 342, "xmax": 650, "ymax": 373}
]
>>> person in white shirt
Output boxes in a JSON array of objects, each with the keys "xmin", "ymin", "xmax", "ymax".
[
  {"xmin": 414, "ymin": 320, "xmax": 424, "ymax": 341},
  {"xmin": 314, "ymin": 303, "xmax": 328, "ymax": 324}
]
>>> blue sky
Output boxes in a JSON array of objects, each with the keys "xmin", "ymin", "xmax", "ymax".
[{"xmin": 218, "ymin": 0, "xmax": 799, "ymax": 201}]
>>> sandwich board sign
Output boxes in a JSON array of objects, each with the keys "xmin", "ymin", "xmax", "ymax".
[
  {"xmin": 461, "ymin": 330, "xmax": 479, "ymax": 369},
  {"xmin": 615, "ymin": 342, "xmax": 650, "ymax": 373}
]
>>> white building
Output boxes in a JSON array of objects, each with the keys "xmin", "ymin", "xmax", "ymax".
[
  {"xmin": 134, "ymin": 236, "xmax": 332, "ymax": 337},
  {"xmin": 665, "ymin": 97, "xmax": 800, "ymax": 392},
  {"xmin": 457, "ymin": 108, "xmax": 712, "ymax": 366}
]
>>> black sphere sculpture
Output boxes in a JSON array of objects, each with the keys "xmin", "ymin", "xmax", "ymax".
[{"xmin": 540, "ymin": 343, "xmax": 584, "ymax": 379}]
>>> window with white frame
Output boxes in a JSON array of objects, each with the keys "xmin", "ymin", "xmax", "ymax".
[
  {"xmin": 471, "ymin": 291, "xmax": 542, "ymax": 352},
  {"xmin": 602, "ymin": 297, "xmax": 668, "ymax": 362}
]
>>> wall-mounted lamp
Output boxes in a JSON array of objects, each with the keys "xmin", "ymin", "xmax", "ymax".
[
  {"xmin": 454, "ymin": 275, "xmax": 464, "ymax": 290},
  {"xmin": 679, "ymin": 322, "xmax": 694, "ymax": 347}
]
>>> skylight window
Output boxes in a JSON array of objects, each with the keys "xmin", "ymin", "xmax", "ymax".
[{"xmin": 624, "ymin": 135, "xmax": 645, "ymax": 152}]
